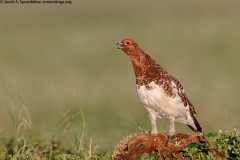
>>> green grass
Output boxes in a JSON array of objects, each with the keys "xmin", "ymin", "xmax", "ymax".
[
  {"xmin": 0, "ymin": 138, "xmax": 112, "ymax": 160},
  {"xmin": 0, "ymin": 0, "xmax": 239, "ymax": 157},
  {"xmin": 1, "ymin": 103, "xmax": 112, "ymax": 159},
  {"xmin": 182, "ymin": 129, "xmax": 240, "ymax": 159}
]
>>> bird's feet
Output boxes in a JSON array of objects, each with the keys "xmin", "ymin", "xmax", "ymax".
[
  {"xmin": 168, "ymin": 130, "xmax": 176, "ymax": 137},
  {"xmin": 166, "ymin": 130, "xmax": 176, "ymax": 145},
  {"xmin": 151, "ymin": 129, "xmax": 158, "ymax": 135}
]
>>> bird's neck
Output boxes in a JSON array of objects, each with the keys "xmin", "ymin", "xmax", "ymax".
[{"xmin": 129, "ymin": 49, "xmax": 157, "ymax": 85}]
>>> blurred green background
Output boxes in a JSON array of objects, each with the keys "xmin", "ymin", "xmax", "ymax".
[{"xmin": 0, "ymin": 0, "xmax": 239, "ymax": 149}]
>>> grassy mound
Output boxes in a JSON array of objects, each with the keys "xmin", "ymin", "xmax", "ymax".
[{"xmin": 112, "ymin": 128, "xmax": 240, "ymax": 160}]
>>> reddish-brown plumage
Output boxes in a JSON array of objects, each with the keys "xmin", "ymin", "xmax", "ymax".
[{"xmin": 117, "ymin": 38, "xmax": 202, "ymax": 135}]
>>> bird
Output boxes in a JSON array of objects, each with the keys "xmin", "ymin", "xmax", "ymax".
[{"xmin": 116, "ymin": 38, "xmax": 202, "ymax": 136}]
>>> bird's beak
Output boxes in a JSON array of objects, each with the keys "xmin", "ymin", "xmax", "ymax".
[{"xmin": 116, "ymin": 42, "xmax": 124, "ymax": 49}]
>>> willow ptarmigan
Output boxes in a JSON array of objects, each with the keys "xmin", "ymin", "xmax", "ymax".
[{"xmin": 116, "ymin": 38, "xmax": 202, "ymax": 136}]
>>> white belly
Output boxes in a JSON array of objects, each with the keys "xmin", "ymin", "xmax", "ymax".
[{"xmin": 137, "ymin": 82, "xmax": 190, "ymax": 123}]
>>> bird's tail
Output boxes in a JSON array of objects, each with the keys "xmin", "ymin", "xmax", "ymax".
[{"xmin": 188, "ymin": 115, "xmax": 202, "ymax": 132}]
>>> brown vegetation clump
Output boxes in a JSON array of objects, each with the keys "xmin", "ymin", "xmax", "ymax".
[{"xmin": 112, "ymin": 132, "xmax": 204, "ymax": 160}]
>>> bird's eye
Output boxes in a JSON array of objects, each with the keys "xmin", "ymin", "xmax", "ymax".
[{"xmin": 125, "ymin": 42, "xmax": 130, "ymax": 45}]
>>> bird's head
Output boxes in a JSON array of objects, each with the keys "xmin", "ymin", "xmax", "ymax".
[
  {"xmin": 116, "ymin": 38, "xmax": 139, "ymax": 53},
  {"xmin": 117, "ymin": 39, "xmax": 153, "ymax": 75}
]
